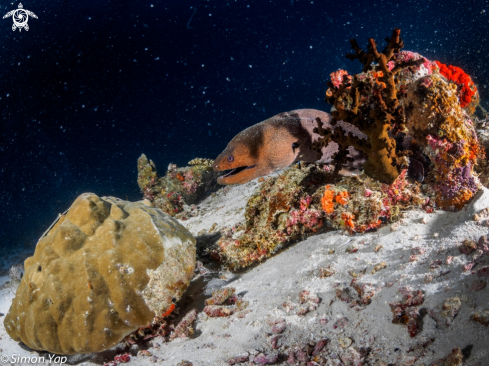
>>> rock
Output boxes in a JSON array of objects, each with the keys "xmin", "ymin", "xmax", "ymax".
[
  {"xmin": 429, "ymin": 297, "xmax": 461, "ymax": 329},
  {"xmin": 339, "ymin": 337, "xmax": 353, "ymax": 348},
  {"xmin": 471, "ymin": 309, "xmax": 489, "ymax": 326},
  {"xmin": 430, "ymin": 347, "xmax": 463, "ymax": 366},
  {"xmin": 459, "ymin": 239, "xmax": 477, "ymax": 255},
  {"xmin": 3, "ymin": 193, "xmax": 196, "ymax": 355},
  {"xmin": 389, "ymin": 288, "xmax": 424, "ymax": 337}
]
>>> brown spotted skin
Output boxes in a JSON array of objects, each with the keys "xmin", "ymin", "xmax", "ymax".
[{"xmin": 213, "ymin": 109, "xmax": 366, "ymax": 185}]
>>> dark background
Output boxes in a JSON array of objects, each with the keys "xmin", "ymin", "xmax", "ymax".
[{"xmin": 1, "ymin": 0, "xmax": 488, "ymax": 253}]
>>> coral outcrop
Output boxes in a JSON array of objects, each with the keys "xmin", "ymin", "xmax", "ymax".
[
  {"xmin": 216, "ymin": 164, "xmax": 426, "ymax": 269},
  {"xmin": 404, "ymin": 68, "xmax": 483, "ymax": 209},
  {"xmin": 137, "ymin": 154, "xmax": 219, "ymax": 218},
  {"xmin": 216, "ymin": 164, "xmax": 333, "ymax": 269},
  {"xmin": 313, "ymin": 28, "xmax": 483, "ymax": 210},
  {"xmin": 4, "ymin": 193, "xmax": 196, "ymax": 354}
]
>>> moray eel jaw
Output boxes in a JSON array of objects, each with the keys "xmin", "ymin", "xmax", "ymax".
[{"xmin": 214, "ymin": 164, "xmax": 258, "ymax": 185}]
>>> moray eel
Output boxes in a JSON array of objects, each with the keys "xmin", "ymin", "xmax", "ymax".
[{"xmin": 213, "ymin": 109, "xmax": 367, "ymax": 185}]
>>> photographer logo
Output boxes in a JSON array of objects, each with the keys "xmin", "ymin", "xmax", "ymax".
[{"xmin": 3, "ymin": 3, "xmax": 38, "ymax": 32}]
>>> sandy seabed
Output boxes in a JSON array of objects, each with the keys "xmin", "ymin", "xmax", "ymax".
[{"xmin": 1, "ymin": 177, "xmax": 489, "ymax": 365}]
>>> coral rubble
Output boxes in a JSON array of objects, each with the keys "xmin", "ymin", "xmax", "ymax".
[
  {"xmin": 389, "ymin": 287, "xmax": 425, "ymax": 337},
  {"xmin": 4, "ymin": 193, "xmax": 196, "ymax": 354}
]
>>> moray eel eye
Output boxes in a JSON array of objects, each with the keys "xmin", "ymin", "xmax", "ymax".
[
  {"xmin": 292, "ymin": 142, "xmax": 299, "ymax": 149},
  {"xmin": 227, "ymin": 155, "xmax": 234, "ymax": 163}
]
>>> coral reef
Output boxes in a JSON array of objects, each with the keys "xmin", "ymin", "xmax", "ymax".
[
  {"xmin": 313, "ymin": 28, "xmax": 483, "ymax": 210},
  {"xmin": 215, "ymin": 164, "xmax": 334, "ymax": 269},
  {"xmin": 4, "ymin": 193, "xmax": 196, "ymax": 354},
  {"xmin": 212, "ymin": 31, "xmax": 483, "ymax": 271},
  {"xmin": 320, "ymin": 169, "xmax": 426, "ymax": 233},
  {"xmin": 137, "ymin": 154, "xmax": 219, "ymax": 218},
  {"xmin": 404, "ymin": 70, "xmax": 484, "ymax": 209}
]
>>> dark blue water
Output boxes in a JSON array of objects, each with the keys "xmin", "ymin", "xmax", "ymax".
[{"xmin": 1, "ymin": 0, "xmax": 488, "ymax": 253}]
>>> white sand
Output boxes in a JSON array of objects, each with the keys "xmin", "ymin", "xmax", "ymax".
[{"xmin": 1, "ymin": 181, "xmax": 488, "ymax": 365}]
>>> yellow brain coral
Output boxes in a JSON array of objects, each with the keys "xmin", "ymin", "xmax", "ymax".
[{"xmin": 4, "ymin": 193, "xmax": 196, "ymax": 355}]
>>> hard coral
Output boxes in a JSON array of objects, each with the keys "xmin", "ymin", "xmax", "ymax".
[{"xmin": 4, "ymin": 193, "xmax": 196, "ymax": 354}]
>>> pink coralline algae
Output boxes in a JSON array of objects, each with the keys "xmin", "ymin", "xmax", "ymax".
[
  {"xmin": 387, "ymin": 50, "xmax": 434, "ymax": 75},
  {"xmin": 329, "ymin": 69, "xmax": 351, "ymax": 88},
  {"xmin": 286, "ymin": 197, "xmax": 323, "ymax": 234}
]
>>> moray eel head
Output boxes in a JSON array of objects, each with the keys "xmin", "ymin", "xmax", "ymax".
[
  {"xmin": 213, "ymin": 117, "xmax": 302, "ymax": 185},
  {"xmin": 213, "ymin": 135, "xmax": 263, "ymax": 185}
]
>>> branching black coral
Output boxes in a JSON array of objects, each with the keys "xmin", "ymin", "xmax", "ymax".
[{"xmin": 312, "ymin": 28, "xmax": 426, "ymax": 184}]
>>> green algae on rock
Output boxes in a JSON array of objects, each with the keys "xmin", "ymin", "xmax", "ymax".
[
  {"xmin": 4, "ymin": 193, "xmax": 196, "ymax": 355},
  {"xmin": 137, "ymin": 154, "xmax": 220, "ymax": 218}
]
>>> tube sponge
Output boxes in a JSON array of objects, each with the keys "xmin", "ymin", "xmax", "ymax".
[{"xmin": 3, "ymin": 193, "xmax": 196, "ymax": 355}]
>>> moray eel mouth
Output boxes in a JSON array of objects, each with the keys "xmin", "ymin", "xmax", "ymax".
[
  {"xmin": 215, "ymin": 164, "xmax": 258, "ymax": 184},
  {"xmin": 219, "ymin": 164, "xmax": 257, "ymax": 179}
]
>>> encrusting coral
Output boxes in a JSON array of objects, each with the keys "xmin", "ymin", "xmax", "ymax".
[
  {"xmin": 4, "ymin": 193, "xmax": 196, "ymax": 354},
  {"xmin": 137, "ymin": 154, "xmax": 219, "ymax": 218}
]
